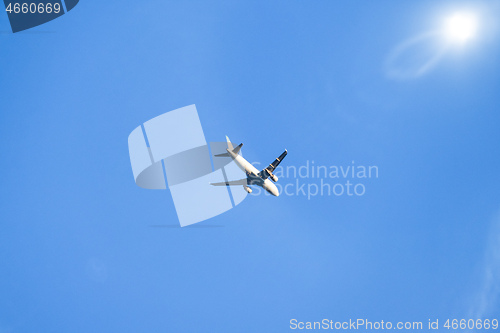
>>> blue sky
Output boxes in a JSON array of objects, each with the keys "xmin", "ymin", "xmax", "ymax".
[{"xmin": 1, "ymin": 0, "xmax": 500, "ymax": 332}]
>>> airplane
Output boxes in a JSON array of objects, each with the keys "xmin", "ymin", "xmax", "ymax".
[{"xmin": 210, "ymin": 136, "xmax": 287, "ymax": 196}]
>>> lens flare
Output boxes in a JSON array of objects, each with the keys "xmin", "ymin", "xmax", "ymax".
[{"xmin": 444, "ymin": 12, "xmax": 478, "ymax": 43}]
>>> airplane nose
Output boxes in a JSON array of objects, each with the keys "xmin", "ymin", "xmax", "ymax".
[
  {"xmin": 271, "ymin": 185, "xmax": 279, "ymax": 197},
  {"xmin": 265, "ymin": 180, "xmax": 280, "ymax": 197}
]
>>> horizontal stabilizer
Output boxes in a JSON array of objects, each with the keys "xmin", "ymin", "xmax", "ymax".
[
  {"xmin": 214, "ymin": 152, "xmax": 230, "ymax": 157},
  {"xmin": 210, "ymin": 178, "xmax": 248, "ymax": 186},
  {"xmin": 232, "ymin": 143, "xmax": 243, "ymax": 155},
  {"xmin": 214, "ymin": 143, "xmax": 243, "ymax": 157}
]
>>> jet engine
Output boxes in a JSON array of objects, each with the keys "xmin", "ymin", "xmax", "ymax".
[
  {"xmin": 269, "ymin": 173, "xmax": 278, "ymax": 182},
  {"xmin": 243, "ymin": 185, "xmax": 252, "ymax": 193}
]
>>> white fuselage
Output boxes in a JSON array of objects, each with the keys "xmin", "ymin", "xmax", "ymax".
[{"xmin": 227, "ymin": 149, "xmax": 280, "ymax": 196}]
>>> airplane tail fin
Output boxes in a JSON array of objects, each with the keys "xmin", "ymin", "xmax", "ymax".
[
  {"xmin": 214, "ymin": 136, "xmax": 243, "ymax": 157},
  {"xmin": 226, "ymin": 136, "xmax": 233, "ymax": 151}
]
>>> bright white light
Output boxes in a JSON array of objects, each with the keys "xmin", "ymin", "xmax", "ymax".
[{"xmin": 444, "ymin": 12, "xmax": 478, "ymax": 43}]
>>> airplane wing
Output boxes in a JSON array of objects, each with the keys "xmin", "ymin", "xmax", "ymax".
[
  {"xmin": 210, "ymin": 178, "xmax": 248, "ymax": 186},
  {"xmin": 259, "ymin": 149, "xmax": 287, "ymax": 178}
]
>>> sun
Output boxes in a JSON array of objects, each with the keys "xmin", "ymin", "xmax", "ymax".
[{"xmin": 444, "ymin": 12, "xmax": 478, "ymax": 43}]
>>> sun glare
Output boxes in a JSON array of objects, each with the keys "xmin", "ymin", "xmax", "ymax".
[{"xmin": 444, "ymin": 12, "xmax": 478, "ymax": 43}]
